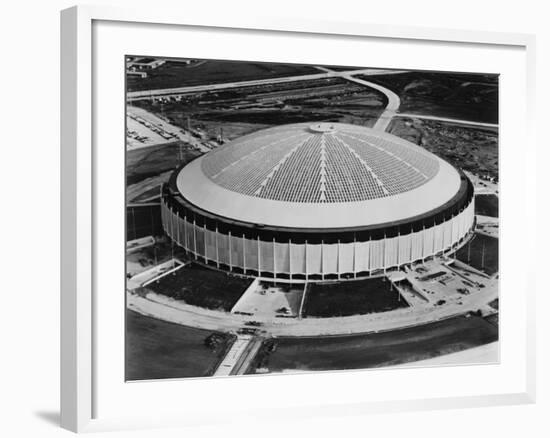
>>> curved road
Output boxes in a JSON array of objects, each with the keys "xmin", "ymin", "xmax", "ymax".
[
  {"xmin": 127, "ymin": 64, "xmax": 404, "ymax": 132},
  {"xmin": 340, "ymin": 74, "xmax": 400, "ymax": 131},
  {"xmin": 127, "ymin": 275, "xmax": 497, "ymax": 338},
  {"xmin": 313, "ymin": 66, "xmax": 400, "ymax": 131}
]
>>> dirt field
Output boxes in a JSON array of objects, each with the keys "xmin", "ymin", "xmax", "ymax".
[
  {"xmin": 389, "ymin": 118, "xmax": 498, "ymax": 181},
  {"xmin": 125, "ymin": 310, "xmax": 234, "ymax": 380},
  {"xmin": 246, "ymin": 315, "xmax": 498, "ymax": 374},
  {"xmin": 132, "ymin": 77, "xmax": 386, "ymax": 143},
  {"xmin": 361, "ymin": 71, "xmax": 498, "ymax": 123}
]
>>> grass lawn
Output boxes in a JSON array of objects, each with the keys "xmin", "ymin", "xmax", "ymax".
[
  {"xmin": 361, "ymin": 71, "xmax": 498, "ymax": 124},
  {"xmin": 145, "ymin": 263, "xmax": 253, "ymax": 311},
  {"xmin": 125, "ymin": 310, "xmax": 234, "ymax": 380},
  {"xmin": 247, "ymin": 315, "xmax": 498, "ymax": 374},
  {"xmin": 454, "ymin": 233, "xmax": 499, "ymax": 276},
  {"xmin": 302, "ymin": 277, "xmax": 408, "ymax": 318},
  {"xmin": 475, "ymin": 194, "xmax": 499, "ymax": 218}
]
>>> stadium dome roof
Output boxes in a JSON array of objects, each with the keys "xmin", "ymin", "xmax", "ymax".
[{"xmin": 176, "ymin": 122, "xmax": 462, "ymax": 229}]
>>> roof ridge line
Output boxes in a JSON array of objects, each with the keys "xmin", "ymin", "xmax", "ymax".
[
  {"xmin": 253, "ymin": 134, "xmax": 314, "ymax": 197},
  {"xmin": 212, "ymin": 131, "xmax": 309, "ymax": 179},
  {"xmin": 339, "ymin": 130, "xmax": 428, "ymax": 179},
  {"xmin": 329, "ymin": 133, "xmax": 390, "ymax": 196}
]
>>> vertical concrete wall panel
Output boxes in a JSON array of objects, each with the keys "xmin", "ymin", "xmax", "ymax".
[
  {"xmin": 461, "ymin": 207, "xmax": 468, "ymax": 236},
  {"xmin": 411, "ymin": 231, "xmax": 423, "ymax": 261},
  {"xmin": 370, "ymin": 240, "xmax": 383, "ymax": 270},
  {"xmin": 398, "ymin": 234, "xmax": 411, "ymax": 265},
  {"xmin": 195, "ymin": 225, "xmax": 205, "ymax": 258},
  {"xmin": 307, "ymin": 244, "xmax": 322, "ymax": 275},
  {"xmin": 423, "ymin": 227, "xmax": 434, "ymax": 259},
  {"xmin": 184, "ymin": 219, "xmax": 193, "ymax": 251},
  {"xmin": 355, "ymin": 241, "xmax": 370, "ymax": 272},
  {"xmin": 244, "ymin": 238, "xmax": 258, "ymax": 271},
  {"xmin": 434, "ymin": 223, "xmax": 444, "ymax": 253},
  {"xmin": 260, "ymin": 240, "xmax": 274, "ymax": 272},
  {"xmin": 451, "ymin": 215, "xmax": 460, "ymax": 245},
  {"xmin": 205, "ymin": 228, "xmax": 217, "ymax": 261},
  {"xmin": 230, "ymin": 235, "xmax": 244, "ymax": 269},
  {"xmin": 275, "ymin": 242, "xmax": 290, "ymax": 273},
  {"xmin": 290, "ymin": 243, "xmax": 306, "ymax": 275},
  {"xmin": 217, "ymin": 233, "xmax": 230, "ymax": 265},
  {"xmin": 176, "ymin": 215, "xmax": 184, "ymax": 246},
  {"xmin": 322, "ymin": 244, "xmax": 338, "ymax": 274},
  {"xmin": 443, "ymin": 220, "xmax": 452, "ymax": 248},
  {"xmin": 385, "ymin": 237, "xmax": 398, "ymax": 268},
  {"xmin": 339, "ymin": 243, "xmax": 354, "ymax": 274}
]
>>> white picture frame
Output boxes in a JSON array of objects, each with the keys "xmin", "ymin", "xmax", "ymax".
[{"xmin": 60, "ymin": 4, "xmax": 537, "ymax": 433}]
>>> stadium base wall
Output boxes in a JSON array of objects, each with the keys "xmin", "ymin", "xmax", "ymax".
[{"xmin": 161, "ymin": 198, "xmax": 475, "ymax": 278}]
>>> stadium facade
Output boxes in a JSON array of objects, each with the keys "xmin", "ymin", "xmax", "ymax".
[{"xmin": 160, "ymin": 122, "xmax": 475, "ymax": 280}]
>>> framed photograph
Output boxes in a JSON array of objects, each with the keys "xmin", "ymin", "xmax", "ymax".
[{"xmin": 61, "ymin": 5, "xmax": 536, "ymax": 433}]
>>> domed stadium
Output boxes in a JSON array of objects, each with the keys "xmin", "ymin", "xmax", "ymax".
[{"xmin": 161, "ymin": 122, "xmax": 475, "ymax": 280}]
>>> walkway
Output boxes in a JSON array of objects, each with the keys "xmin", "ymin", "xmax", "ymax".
[
  {"xmin": 126, "ymin": 236, "xmax": 155, "ymax": 253},
  {"xmin": 213, "ymin": 335, "xmax": 254, "ymax": 376},
  {"xmin": 126, "ymin": 258, "xmax": 185, "ymax": 291}
]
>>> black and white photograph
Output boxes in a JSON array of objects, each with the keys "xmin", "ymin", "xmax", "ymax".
[
  {"xmin": 4, "ymin": 0, "xmax": 548, "ymax": 435},
  {"xmin": 125, "ymin": 57, "xmax": 499, "ymax": 381}
]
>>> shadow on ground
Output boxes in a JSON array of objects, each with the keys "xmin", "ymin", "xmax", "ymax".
[{"xmin": 34, "ymin": 411, "xmax": 59, "ymax": 427}]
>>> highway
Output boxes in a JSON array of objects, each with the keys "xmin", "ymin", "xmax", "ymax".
[{"xmin": 126, "ymin": 68, "xmax": 405, "ymax": 101}]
